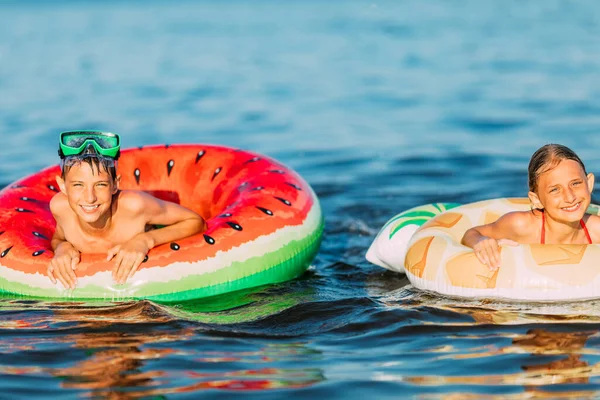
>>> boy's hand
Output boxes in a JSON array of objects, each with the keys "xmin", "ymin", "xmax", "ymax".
[
  {"xmin": 107, "ymin": 234, "xmax": 151, "ymax": 284},
  {"xmin": 48, "ymin": 242, "xmax": 80, "ymax": 289}
]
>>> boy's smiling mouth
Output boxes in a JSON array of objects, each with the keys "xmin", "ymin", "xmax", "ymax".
[{"xmin": 80, "ymin": 205, "xmax": 100, "ymax": 212}]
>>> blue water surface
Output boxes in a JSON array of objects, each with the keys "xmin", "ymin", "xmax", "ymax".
[{"xmin": 2, "ymin": 0, "xmax": 600, "ymax": 398}]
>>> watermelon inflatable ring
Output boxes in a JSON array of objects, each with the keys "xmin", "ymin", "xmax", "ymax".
[{"xmin": 0, "ymin": 144, "xmax": 323, "ymax": 302}]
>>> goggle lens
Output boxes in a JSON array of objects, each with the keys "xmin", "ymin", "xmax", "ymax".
[
  {"xmin": 59, "ymin": 131, "xmax": 120, "ymax": 158},
  {"xmin": 62, "ymin": 132, "xmax": 119, "ymax": 149}
]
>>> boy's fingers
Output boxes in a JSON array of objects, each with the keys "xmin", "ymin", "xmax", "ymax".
[
  {"xmin": 47, "ymin": 265, "xmax": 57, "ymax": 284},
  {"xmin": 112, "ymin": 253, "xmax": 124, "ymax": 279},
  {"xmin": 118, "ymin": 255, "xmax": 134, "ymax": 283},
  {"xmin": 71, "ymin": 255, "xmax": 79, "ymax": 270},
  {"xmin": 56, "ymin": 272, "xmax": 69, "ymax": 290},
  {"xmin": 67, "ymin": 267, "xmax": 77, "ymax": 287},
  {"xmin": 127, "ymin": 255, "xmax": 144, "ymax": 280},
  {"xmin": 106, "ymin": 245, "xmax": 120, "ymax": 261}
]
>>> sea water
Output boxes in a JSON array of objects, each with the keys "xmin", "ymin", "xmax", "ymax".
[{"xmin": 1, "ymin": 0, "xmax": 600, "ymax": 398}]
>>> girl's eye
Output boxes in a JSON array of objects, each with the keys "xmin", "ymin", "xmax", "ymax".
[{"xmin": 572, "ymin": 181, "xmax": 582, "ymax": 186}]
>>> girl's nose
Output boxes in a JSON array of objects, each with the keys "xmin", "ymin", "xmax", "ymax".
[{"xmin": 564, "ymin": 187, "xmax": 576, "ymax": 202}]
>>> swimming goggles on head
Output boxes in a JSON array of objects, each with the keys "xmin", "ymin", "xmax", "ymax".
[{"xmin": 58, "ymin": 130, "xmax": 121, "ymax": 159}]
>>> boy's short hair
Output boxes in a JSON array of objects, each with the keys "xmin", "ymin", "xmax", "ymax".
[{"xmin": 61, "ymin": 155, "xmax": 118, "ymax": 180}]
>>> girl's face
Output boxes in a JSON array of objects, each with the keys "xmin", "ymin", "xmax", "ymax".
[{"xmin": 529, "ymin": 159, "xmax": 594, "ymax": 223}]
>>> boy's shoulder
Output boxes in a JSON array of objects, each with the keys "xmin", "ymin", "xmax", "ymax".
[
  {"xmin": 117, "ymin": 190, "xmax": 160, "ymax": 214},
  {"xmin": 49, "ymin": 192, "xmax": 69, "ymax": 215}
]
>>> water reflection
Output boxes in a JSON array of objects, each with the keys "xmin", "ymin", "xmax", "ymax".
[
  {"xmin": 0, "ymin": 298, "xmax": 326, "ymax": 397},
  {"xmin": 404, "ymin": 327, "xmax": 600, "ymax": 398}
]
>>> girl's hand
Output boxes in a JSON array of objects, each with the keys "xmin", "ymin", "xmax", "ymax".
[{"xmin": 473, "ymin": 238, "xmax": 518, "ymax": 271}]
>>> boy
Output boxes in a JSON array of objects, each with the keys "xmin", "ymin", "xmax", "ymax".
[{"xmin": 48, "ymin": 130, "xmax": 206, "ymax": 289}]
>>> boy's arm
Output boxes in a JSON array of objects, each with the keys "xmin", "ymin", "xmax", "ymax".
[
  {"xmin": 48, "ymin": 195, "xmax": 80, "ymax": 289},
  {"xmin": 139, "ymin": 193, "xmax": 207, "ymax": 249},
  {"xmin": 108, "ymin": 191, "xmax": 206, "ymax": 283}
]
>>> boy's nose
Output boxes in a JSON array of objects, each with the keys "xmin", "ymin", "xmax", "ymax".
[{"xmin": 84, "ymin": 187, "xmax": 97, "ymax": 203}]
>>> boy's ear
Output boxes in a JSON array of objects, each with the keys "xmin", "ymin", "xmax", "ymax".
[
  {"xmin": 113, "ymin": 174, "xmax": 121, "ymax": 194},
  {"xmin": 55, "ymin": 175, "xmax": 67, "ymax": 194},
  {"xmin": 528, "ymin": 191, "xmax": 542, "ymax": 209},
  {"xmin": 587, "ymin": 173, "xmax": 595, "ymax": 194}
]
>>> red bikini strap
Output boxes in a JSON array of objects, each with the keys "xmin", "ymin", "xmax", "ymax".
[
  {"xmin": 580, "ymin": 218, "xmax": 592, "ymax": 244},
  {"xmin": 542, "ymin": 209, "xmax": 592, "ymax": 245},
  {"xmin": 541, "ymin": 210, "xmax": 545, "ymax": 245}
]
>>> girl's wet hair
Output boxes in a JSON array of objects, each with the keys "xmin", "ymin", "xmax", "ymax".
[
  {"xmin": 60, "ymin": 146, "xmax": 117, "ymax": 179},
  {"xmin": 528, "ymin": 144, "xmax": 586, "ymax": 192}
]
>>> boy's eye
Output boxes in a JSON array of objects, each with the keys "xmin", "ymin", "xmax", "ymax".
[{"xmin": 549, "ymin": 187, "xmax": 559, "ymax": 193}]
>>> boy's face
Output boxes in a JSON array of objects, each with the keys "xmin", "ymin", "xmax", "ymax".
[{"xmin": 56, "ymin": 161, "xmax": 120, "ymax": 225}]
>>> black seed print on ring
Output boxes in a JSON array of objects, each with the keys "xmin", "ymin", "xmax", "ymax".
[
  {"xmin": 256, "ymin": 206, "xmax": 273, "ymax": 216},
  {"xmin": 211, "ymin": 167, "xmax": 222, "ymax": 181},
  {"xmin": 16, "ymin": 208, "xmax": 34, "ymax": 213},
  {"xmin": 32, "ymin": 231, "xmax": 50, "ymax": 240},
  {"xmin": 195, "ymin": 150, "xmax": 205, "ymax": 164},
  {"xmin": 32, "ymin": 250, "xmax": 45, "ymax": 257},
  {"xmin": 226, "ymin": 222, "xmax": 243, "ymax": 231},
  {"xmin": 47, "ymin": 184, "xmax": 59, "ymax": 192},
  {"xmin": 285, "ymin": 182, "xmax": 302, "ymax": 190},
  {"xmin": 20, "ymin": 197, "xmax": 39, "ymax": 202},
  {"xmin": 134, "ymin": 168, "xmax": 141, "ymax": 185},
  {"xmin": 170, "ymin": 243, "xmax": 180, "ymax": 251},
  {"xmin": 165, "ymin": 144, "xmax": 170, "ymax": 149},
  {"xmin": 218, "ymin": 213, "xmax": 232, "ymax": 218},
  {"xmin": 269, "ymin": 169, "xmax": 285, "ymax": 174},
  {"xmin": 204, "ymin": 234, "xmax": 215, "ymax": 245},
  {"xmin": 274, "ymin": 197, "xmax": 291, "ymax": 206},
  {"xmin": 251, "ymin": 186, "xmax": 264, "ymax": 191},
  {"xmin": 0, "ymin": 231, "xmax": 4, "ymax": 236},
  {"xmin": 1, "ymin": 246, "xmax": 12, "ymax": 258},
  {"xmin": 244, "ymin": 157, "xmax": 261, "ymax": 164},
  {"xmin": 167, "ymin": 159, "xmax": 175, "ymax": 176},
  {"xmin": 10, "ymin": 184, "xmax": 26, "ymax": 189},
  {"xmin": 143, "ymin": 255, "xmax": 148, "ymax": 263}
]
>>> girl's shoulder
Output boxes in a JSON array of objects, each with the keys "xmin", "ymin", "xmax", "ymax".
[
  {"xmin": 493, "ymin": 210, "xmax": 540, "ymax": 240},
  {"xmin": 584, "ymin": 213, "xmax": 600, "ymax": 228},
  {"xmin": 584, "ymin": 214, "xmax": 600, "ymax": 243},
  {"xmin": 498, "ymin": 210, "xmax": 540, "ymax": 228}
]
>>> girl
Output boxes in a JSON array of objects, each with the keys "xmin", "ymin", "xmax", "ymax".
[{"xmin": 461, "ymin": 144, "xmax": 600, "ymax": 270}]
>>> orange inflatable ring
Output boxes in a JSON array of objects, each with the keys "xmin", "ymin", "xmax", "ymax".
[{"xmin": 0, "ymin": 144, "xmax": 323, "ymax": 302}]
